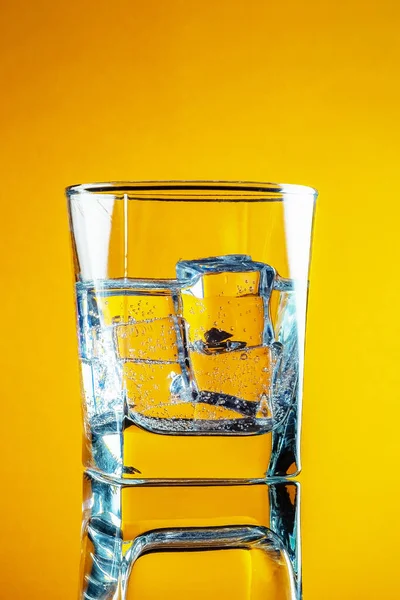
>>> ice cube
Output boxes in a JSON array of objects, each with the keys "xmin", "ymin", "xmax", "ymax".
[
  {"xmin": 176, "ymin": 255, "xmax": 277, "ymax": 426},
  {"xmin": 93, "ymin": 284, "xmax": 198, "ymax": 429},
  {"xmin": 271, "ymin": 291, "xmax": 299, "ymax": 423}
]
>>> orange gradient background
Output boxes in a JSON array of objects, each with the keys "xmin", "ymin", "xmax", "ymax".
[{"xmin": 0, "ymin": 1, "xmax": 399, "ymax": 598}]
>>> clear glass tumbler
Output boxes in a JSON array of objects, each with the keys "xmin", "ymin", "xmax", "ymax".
[{"xmin": 66, "ymin": 181, "xmax": 317, "ymax": 600}]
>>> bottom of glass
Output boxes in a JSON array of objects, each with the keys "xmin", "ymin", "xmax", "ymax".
[{"xmin": 84, "ymin": 402, "xmax": 300, "ymax": 481}]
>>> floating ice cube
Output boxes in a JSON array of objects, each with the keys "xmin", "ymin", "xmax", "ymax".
[
  {"xmin": 271, "ymin": 291, "xmax": 299, "ymax": 423},
  {"xmin": 175, "ymin": 255, "xmax": 280, "ymax": 428}
]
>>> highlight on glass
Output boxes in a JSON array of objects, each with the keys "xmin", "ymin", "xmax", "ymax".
[{"xmin": 66, "ymin": 181, "xmax": 317, "ymax": 599}]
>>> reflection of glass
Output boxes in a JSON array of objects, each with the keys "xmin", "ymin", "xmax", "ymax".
[
  {"xmin": 81, "ymin": 475, "xmax": 301, "ymax": 600},
  {"xmin": 67, "ymin": 182, "xmax": 317, "ymax": 599}
]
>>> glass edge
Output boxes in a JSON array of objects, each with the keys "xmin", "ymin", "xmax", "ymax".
[{"xmin": 65, "ymin": 180, "xmax": 318, "ymax": 199}]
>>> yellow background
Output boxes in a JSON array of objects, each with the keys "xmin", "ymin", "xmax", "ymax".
[{"xmin": 0, "ymin": 0, "xmax": 399, "ymax": 598}]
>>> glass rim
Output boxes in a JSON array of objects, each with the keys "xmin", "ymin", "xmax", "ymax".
[{"xmin": 65, "ymin": 180, "xmax": 318, "ymax": 202}]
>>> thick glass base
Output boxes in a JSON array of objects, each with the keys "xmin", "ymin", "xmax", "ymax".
[{"xmin": 84, "ymin": 401, "xmax": 300, "ymax": 481}]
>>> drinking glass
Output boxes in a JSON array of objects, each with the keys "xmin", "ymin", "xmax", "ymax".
[{"xmin": 66, "ymin": 181, "xmax": 317, "ymax": 599}]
